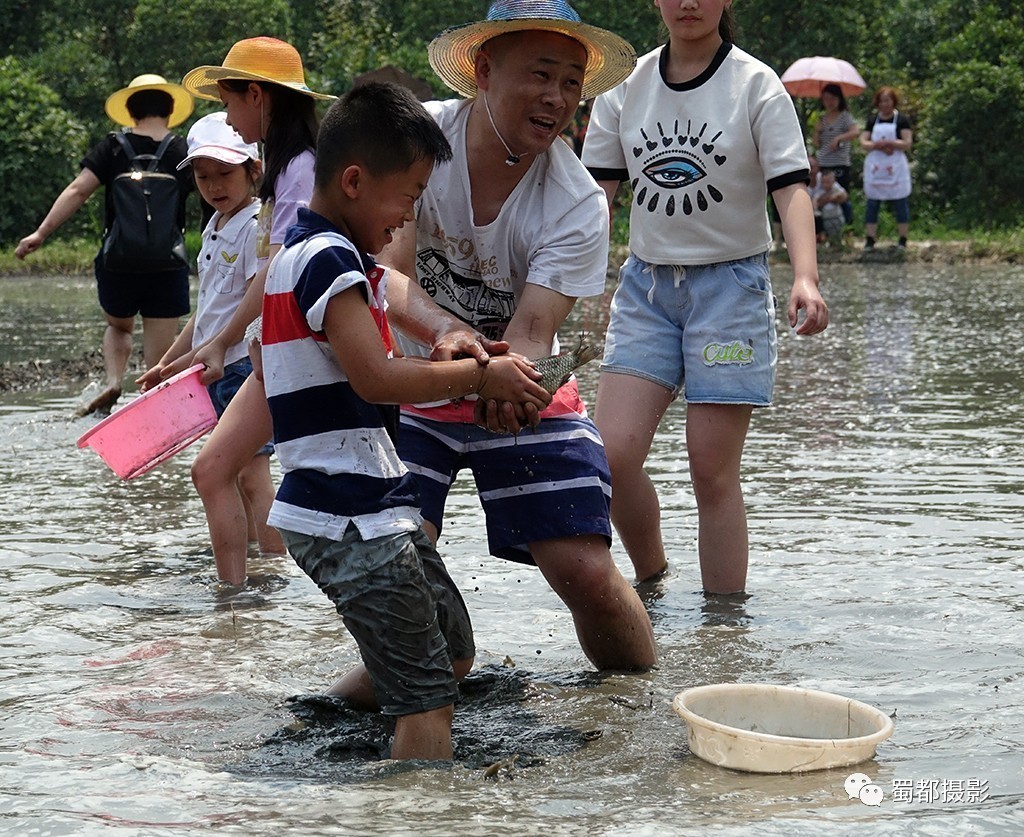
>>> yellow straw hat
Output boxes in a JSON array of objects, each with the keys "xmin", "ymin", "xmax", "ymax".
[
  {"xmin": 182, "ymin": 37, "xmax": 334, "ymax": 102},
  {"xmin": 429, "ymin": 0, "xmax": 636, "ymax": 101},
  {"xmin": 104, "ymin": 74, "xmax": 194, "ymax": 128}
]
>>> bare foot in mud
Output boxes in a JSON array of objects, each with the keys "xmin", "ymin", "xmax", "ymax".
[{"xmin": 75, "ymin": 385, "xmax": 121, "ymax": 418}]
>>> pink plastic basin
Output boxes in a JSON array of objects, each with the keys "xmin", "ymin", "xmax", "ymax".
[{"xmin": 76, "ymin": 364, "xmax": 218, "ymax": 480}]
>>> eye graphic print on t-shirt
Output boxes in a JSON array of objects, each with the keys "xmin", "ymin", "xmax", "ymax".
[{"xmin": 631, "ymin": 120, "xmax": 728, "ymax": 216}]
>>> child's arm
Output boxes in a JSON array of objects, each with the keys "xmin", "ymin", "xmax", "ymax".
[
  {"xmin": 772, "ymin": 182, "xmax": 829, "ymax": 336},
  {"xmin": 160, "ymin": 247, "xmax": 276, "ymax": 385},
  {"xmin": 324, "ymin": 285, "xmax": 551, "ymax": 409},
  {"xmin": 136, "ymin": 315, "xmax": 195, "ymax": 391}
]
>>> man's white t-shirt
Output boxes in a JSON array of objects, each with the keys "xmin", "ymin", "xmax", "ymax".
[{"xmin": 395, "ymin": 98, "xmax": 609, "ymax": 358}]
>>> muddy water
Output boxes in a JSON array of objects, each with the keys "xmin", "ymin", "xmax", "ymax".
[{"xmin": 1, "ymin": 264, "xmax": 1022, "ymax": 834}]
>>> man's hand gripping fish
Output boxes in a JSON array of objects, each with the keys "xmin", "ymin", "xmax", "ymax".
[{"xmin": 532, "ymin": 333, "xmax": 601, "ymax": 395}]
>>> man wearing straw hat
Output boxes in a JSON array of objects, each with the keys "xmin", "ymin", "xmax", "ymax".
[
  {"xmin": 16, "ymin": 74, "xmax": 195, "ymax": 417},
  {"xmin": 375, "ymin": 0, "xmax": 658, "ymax": 675}
]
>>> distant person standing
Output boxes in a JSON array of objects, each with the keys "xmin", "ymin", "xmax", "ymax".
[
  {"xmin": 15, "ymin": 74, "xmax": 195, "ymax": 415},
  {"xmin": 860, "ymin": 86, "xmax": 913, "ymax": 251},
  {"xmin": 813, "ymin": 83, "xmax": 858, "ymax": 225}
]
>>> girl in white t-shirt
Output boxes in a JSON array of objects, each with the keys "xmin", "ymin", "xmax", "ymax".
[
  {"xmin": 137, "ymin": 112, "xmax": 280, "ymax": 584},
  {"xmin": 582, "ymin": 0, "xmax": 829, "ymax": 591}
]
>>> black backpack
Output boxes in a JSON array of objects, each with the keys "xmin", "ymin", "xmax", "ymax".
[{"xmin": 101, "ymin": 131, "xmax": 188, "ymax": 273}]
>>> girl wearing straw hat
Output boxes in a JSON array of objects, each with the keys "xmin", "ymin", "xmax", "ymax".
[
  {"xmin": 15, "ymin": 74, "xmax": 195, "ymax": 417},
  {"xmin": 165, "ymin": 37, "xmax": 333, "ymax": 585}
]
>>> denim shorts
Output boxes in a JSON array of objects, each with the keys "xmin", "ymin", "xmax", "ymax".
[
  {"xmin": 398, "ymin": 413, "xmax": 612, "ymax": 564},
  {"xmin": 206, "ymin": 359, "xmax": 273, "ymax": 456},
  {"xmin": 602, "ymin": 252, "xmax": 777, "ymax": 406},
  {"xmin": 282, "ymin": 525, "xmax": 474, "ymax": 717}
]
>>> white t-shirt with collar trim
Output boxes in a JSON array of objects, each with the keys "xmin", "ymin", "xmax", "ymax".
[
  {"xmin": 194, "ymin": 199, "xmax": 260, "ymax": 367},
  {"xmin": 583, "ymin": 42, "xmax": 808, "ymax": 266}
]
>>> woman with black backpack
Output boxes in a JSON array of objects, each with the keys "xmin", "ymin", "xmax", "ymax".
[{"xmin": 15, "ymin": 74, "xmax": 194, "ymax": 416}]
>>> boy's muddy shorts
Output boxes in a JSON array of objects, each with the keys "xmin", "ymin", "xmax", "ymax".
[{"xmin": 281, "ymin": 525, "xmax": 474, "ymax": 717}]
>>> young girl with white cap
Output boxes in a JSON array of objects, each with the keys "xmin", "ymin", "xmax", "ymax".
[{"xmin": 137, "ymin": 112, "xmax": 280, "ymax": 584}]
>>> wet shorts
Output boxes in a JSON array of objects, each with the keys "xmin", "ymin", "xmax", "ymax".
[
  {"xmin": 281, "ymin": 525, "xmax": 474, "ymax": 717},
  {"xmin": 601, "ymin": 252, "xmax": 777, "ymax": 406},
  {"xmin": 206, "ymin": 359, "xmax": 273, "ymax": 456},
  {"xmin": 94, "ymin": 253, "xmax": 190, "ymax": 320},
  {"xmin": 397, "ymin": 413, "xmax": 612, "ymax": 564}
]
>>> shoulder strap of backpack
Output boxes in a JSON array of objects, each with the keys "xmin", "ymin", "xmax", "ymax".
[
  {"xmin": 151, "ymin": 134, "xmax": 176, "ymax": 170},
  {"xmin": 111, "ymin": 129, "xmax": 136, "ymax": 162},
  {"xmin": 111, "ymin": 130, "xmax": 176, "ymax": 172}
]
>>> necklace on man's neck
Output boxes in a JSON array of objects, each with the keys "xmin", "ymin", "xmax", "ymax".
[{"xmin": 482, "ymin": 94, "xmax": 523, "ymax": 166}]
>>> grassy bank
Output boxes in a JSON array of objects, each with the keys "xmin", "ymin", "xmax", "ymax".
[
  {"xmin": 0, "ymin": 230, "xmax": 205, "ymax": 276},
  {"xmin": 3, "ymin": 225, "xmax": 1024, "ymax": 275}
]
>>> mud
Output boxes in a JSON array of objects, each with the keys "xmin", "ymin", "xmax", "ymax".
[
  {"xmin": 0, "ymin": 351, "xmax": 105, "ymax": 392},
  {"xmin": 247, "ymin": 665, "xmax": 605, "ymax": 780}
]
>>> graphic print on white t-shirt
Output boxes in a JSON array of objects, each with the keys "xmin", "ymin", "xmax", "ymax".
[{"xmin": 413, "ymin": 244, "xmax": 517, "ymax": 342}]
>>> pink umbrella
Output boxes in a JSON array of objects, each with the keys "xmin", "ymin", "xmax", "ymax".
[{"xmin": 780, "ymin": 56, "xmax": 867, "ymax": 98}]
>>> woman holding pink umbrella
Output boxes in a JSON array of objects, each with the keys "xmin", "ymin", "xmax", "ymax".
[{"xmin": 813, "ymin": 83, "xmax": 858, "ymax": 224}]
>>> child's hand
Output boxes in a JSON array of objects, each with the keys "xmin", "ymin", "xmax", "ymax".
[
  {"xmin": 474, "ymin": 355, "xmax": 551, "ymax": 431},
  {"xmin": 135, "ymin": 365, "xmax": 166, "ymax": 393},
  {"xmin": 184, "ymin": 341, "xmax": 226, "ymax": 385}
]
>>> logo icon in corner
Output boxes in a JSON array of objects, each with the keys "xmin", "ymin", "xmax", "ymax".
[{"xmin": 846, "ymin": 772, "xmax": 884, "ymax": 806}]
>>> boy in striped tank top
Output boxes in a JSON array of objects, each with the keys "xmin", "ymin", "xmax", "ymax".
[{"xmin": 261, "ymin": 82, "xmax": 550, "ymax": 761}]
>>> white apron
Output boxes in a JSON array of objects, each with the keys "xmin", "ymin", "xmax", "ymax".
[{"xmin": 863, "ymin": 112, "xmax": 911, "ymax": 200}]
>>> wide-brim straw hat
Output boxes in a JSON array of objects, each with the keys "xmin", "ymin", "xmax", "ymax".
[
  {"xmin": 182, "ymin": 36, "xmax": 334, "ymax": 102},
  {"xmin": 429, "ymin": 0, "xmax": 636, "ymax": 101},
  {"xmin": 105, "ymin": 74, "xmax": 194, "ymax": 128}
]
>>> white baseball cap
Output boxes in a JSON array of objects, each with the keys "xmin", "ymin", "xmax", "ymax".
[{"xmin": 176, "ymin": 111, "xmax": 259, "ymax": 170}]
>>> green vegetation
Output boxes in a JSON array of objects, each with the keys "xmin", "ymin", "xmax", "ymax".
[{"xmin": 2, "ymin": 0, "xmax": 1022, "ymax": 264}]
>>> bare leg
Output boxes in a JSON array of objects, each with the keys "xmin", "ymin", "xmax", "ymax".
[
  {"xmin": 865, "ymin": 222, "xmax": 878, "ymax": 240},
  {"xmin": 327, "ymin": 656, "xmax": 474, "ymax": 709},
  {"xmin": 77, "ymin": 313, "xmax": 134, "ymax": 416},
  {"xmin": 686, "ymin": 403, "xmax": 752, "ymax": 594},
  {"xmin": 238, "ymin": 453, "xmax": 286, "ymax": 554},
  {"xmin": 191, "ymin": 375, "xmax": 272, "ymax": 585},
  {"xmin": 594, "ymin": 371, "xmax": 675, "ymax": 582},
  {"xmin": 391, "ymin": 704, "xmax": 453, "ymax": 761},
  {"xmin": 140, "ymin": 316, "xmax": 179, "ymax": 370},
  {"xmin": 531, "ymin": 534, "xmax": 657, "ymax": 670},
  {"xmin": 241, "ymin": 491, "xmax": 259, "ymax": 543}
]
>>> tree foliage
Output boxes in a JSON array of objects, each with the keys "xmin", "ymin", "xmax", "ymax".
[
  {"xmin": 2, "ymin": 0, "xmax": 1023, "ymax": 243},
  {"xmin": 128, "ymin": 0, "xmax": 292, "ymax": 87},
  {"xmin": 0, "ymin": 56, "xmax": 90, "ymax": 244}
]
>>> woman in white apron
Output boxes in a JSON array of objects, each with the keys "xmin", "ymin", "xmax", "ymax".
[{"xmin": 860, "ymin": 86, "xmax": 913, "ymax": 251}]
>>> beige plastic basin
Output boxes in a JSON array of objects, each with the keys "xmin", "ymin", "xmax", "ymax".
[{"xmin": 673, "ymin": 683, "xmax": 894, "ymax": 773}]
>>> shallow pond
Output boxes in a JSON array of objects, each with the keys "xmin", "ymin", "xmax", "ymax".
[{"xmin": 1, "ymin": 263, "xmax": 1022, "ymax": 834}]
